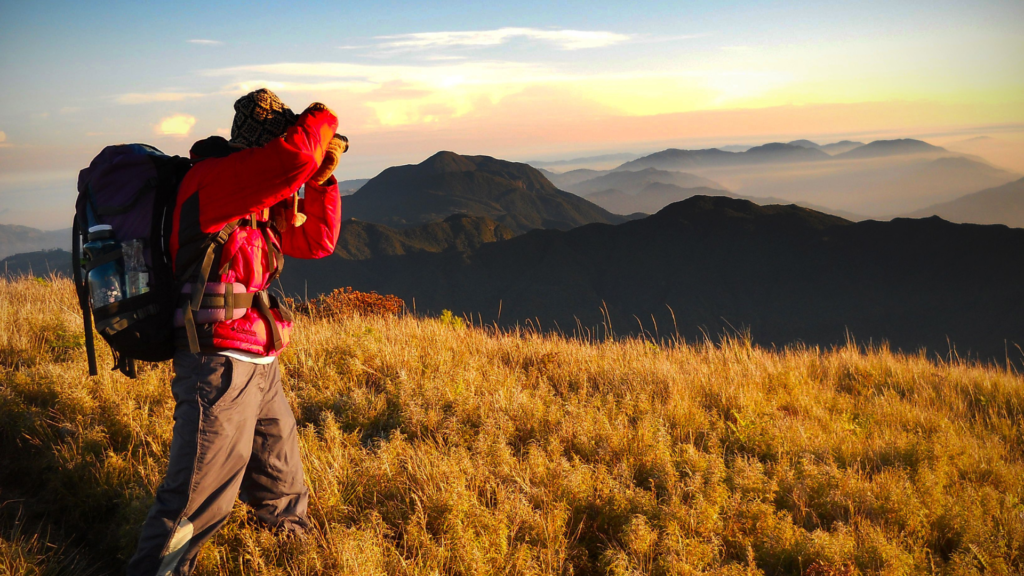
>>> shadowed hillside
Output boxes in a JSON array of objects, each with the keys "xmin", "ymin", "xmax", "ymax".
[
  {"xmin": 334, "ymin": 214, "xmax": 516, "ymax": 260},
  {"xmin": 906, "ymin": 177, "xmax": 1024, "ymax": 227},
  {"xmin": 343, "ymin": 151, "xmax": 628, "ymax": 234},
  {"xmin": 1, "ymin": 249, "xmax": 71, "ymax": 277},
  {"xmin": 284, "ymin": 196, "xmax": 1024, "ymax": 364}
]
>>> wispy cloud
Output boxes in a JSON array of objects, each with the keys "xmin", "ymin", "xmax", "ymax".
[
  {"xmin": 377, "ymin": 27, "xmax": 631, "ymax": 51},
  {"xmin": 188, "ymin": 39, "xmax": 223, "ymax": 46},
  {"xmin": 156, "ymin": 114, "xmax": 196, "ymax": 136},
  {"xmin": 208, "ymin": 61, "xmax": 560, "ymax": 90},
  {"xmin": 117, "ymin": 92, "xmax": 208, "ymax": 104}
]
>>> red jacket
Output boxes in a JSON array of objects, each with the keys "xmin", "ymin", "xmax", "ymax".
[{"xmin": 170, "ymin": 108, "xmax": 341, "ymax": 355}]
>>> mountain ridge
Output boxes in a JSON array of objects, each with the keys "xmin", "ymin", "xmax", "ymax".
[
  {"xmin": 283, "ymin": 195, "xmax": 1024, "ymax": 363},
  {"xmin": 343, "ymin": 151, "xmax": 628, "ymax": 234},
  {"xmin": 905, "ymin": 177, "xmax": 1024, "ymax": 227}
]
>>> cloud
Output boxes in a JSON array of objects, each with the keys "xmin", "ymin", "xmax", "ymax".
[
  {"xmin": 210, "ymin": 61, "xmax": 561, "ymax": 89},
  {"xmin": 188, "ymin": 39, "xmax": 223, "ymax": 46},
  {"xmin": 377, "ymin": 27, "xmax": 631, "ymax": 51},
  {"xmin": 117, "ymin": 92, "xmax": 207, "ymax": 104},
  {"xmin": 156, "ymin": 114, "xmax": 197, "ymax": 136}
]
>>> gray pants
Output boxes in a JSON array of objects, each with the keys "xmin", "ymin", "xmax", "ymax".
[{"xmin": 127, "ymin": 351, "xmax": 309, "ymax": 576}]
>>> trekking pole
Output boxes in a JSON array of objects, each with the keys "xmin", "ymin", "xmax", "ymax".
[{"xmin": 72, "ymin": 220, "xmax": 98, "ymax": 376}]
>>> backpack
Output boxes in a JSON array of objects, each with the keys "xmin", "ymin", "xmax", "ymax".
[{"xmin": 73, "ymin": 144, "xmax": 193, "ymax": 378}]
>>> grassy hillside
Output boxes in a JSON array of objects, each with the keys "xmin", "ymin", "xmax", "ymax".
[{"xmin": 1, "ymin": 277, "xmax": 1022, "ymax": 575}]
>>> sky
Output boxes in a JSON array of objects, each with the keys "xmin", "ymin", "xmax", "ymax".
[{"xmin": 1, "ymin": 0, "xmax": 1022, "ymax": 229}]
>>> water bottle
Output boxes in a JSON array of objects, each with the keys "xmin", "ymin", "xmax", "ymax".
[
  {"xmin": 83, "ymin": 225, "xmax": 124, "ymax": 308},
  {"xmin": 122, "ymin": 239, "xmax": 150, "ymax": 297}
]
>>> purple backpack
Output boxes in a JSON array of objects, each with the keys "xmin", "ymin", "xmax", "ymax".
[{"xmin": 73, "ymin": 144, "xmax": 192, "ymax": 377}]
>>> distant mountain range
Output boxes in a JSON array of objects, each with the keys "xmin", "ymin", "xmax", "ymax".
[
  {"xmin": 617, "ymin": 142, "xmax": 832, "ymax": 171},
  {"xmin": 0, "ymin": 224, "xmax": 69, "ymax": 259},
  {"xmin": 613, "ymin": 139, "xmax": 952, "ymax": 172},
  {"xmin": 525, "ymin": 152, "xmax": 640, "ymax": 168},
  {"xmin": 788, "ymin": 139, "xmax": 864, "ymax": 155},
  {"xmin": 833, "ymin": 138, "xmax": 946, "ymax": 160},
  {"xmin": 282, "ymin": 196, "xmax": 1024, "ymax": 363},
  {"xmin": 560, "ymin": 168, "xmax": 725, "ymax": 197},
  {"xmin": 342, "ymin": 151, "xmax": 628, "ymax": 234},
  {"xmin": 906, "ymin": 177, "xmax": 1024, "ymax": 227},
  {"xmin": 537, "ymin": 168, "xmax": 607, "ymax": 189}
]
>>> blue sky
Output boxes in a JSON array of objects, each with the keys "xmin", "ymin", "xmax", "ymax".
[{"xmin": 1, "ymin": 0, "xmax": 1022, "ymax": 228}]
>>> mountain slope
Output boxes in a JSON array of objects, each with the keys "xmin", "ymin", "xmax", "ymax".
[
  {"xmin": 566, "ymin": 168, "xmax": 725, "ymax": 197},
  {"xmin": 526, "ymin": 152, "xmax": 639, "ymax": 168},
  {"xmin": 835, "ymin": 138, "xmax": 946, "ymax": 159},
  {"xmin": 0, "ymin": 224, "xmax": 70, "ymax": 259},
  {"xmin": 283, "ymin": 196, "xmax": 1024, "ymax": 362},
  {"xmin": 332, "ymin": 214, "xmax": 515, "ymax": 260},
  {"xmin": 616, "ymin": 143, "xmax": 830, "ymax": 171},
  {"xmin": 788, "ymin": 139, "xmax": 865, "ymax": 155},
  {"xmin": 905, "ymin": 177, "xmax": 1024, "ymax": 227},
  {"xmin": 819, "ymin": 140, "xmax": 864, "ymax": 155},
  {"xmin": 1, "ymin": 249, "xmax": 72, "ymax": 277},
  {"xmin": 343, "ymin": 151, "xmax": 626, "ymax": 234},
  {"xmin": 585, "ymin": 184, "xmax": 735, "ymax": 215},
  {"xmin": 537, "ymin": 168, "xmax": 609, "ymax": 189},
  {"xmin": 337, "ymin": 178, "xmax": 370, "ymax": 195}
]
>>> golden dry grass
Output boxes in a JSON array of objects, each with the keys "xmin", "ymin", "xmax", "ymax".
[{"xmin": 1, "ymin": 276, "xmax": 1022, "ymax": 575}]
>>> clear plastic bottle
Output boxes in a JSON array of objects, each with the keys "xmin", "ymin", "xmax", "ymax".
[
  {"xmin": 83, "ymin": 225, "xmax": 124, "ymax": 308},
  {"xmin": 122, "ymin": 239, "xmax": 149, "ymax": 297}
]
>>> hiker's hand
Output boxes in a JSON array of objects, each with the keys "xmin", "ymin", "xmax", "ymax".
[{"xmin": 311, "ymin": 134, "xmax": 349, "ymax": 185}]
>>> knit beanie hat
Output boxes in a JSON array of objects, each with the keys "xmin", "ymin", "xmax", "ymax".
[{"xmin": 230, "ymin": 88, "xmax": 298, "ymax": 148}]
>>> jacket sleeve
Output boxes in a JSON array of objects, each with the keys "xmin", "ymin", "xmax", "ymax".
[
  {"xmin": 196, "ymin": 109, "xmax": 338, "ymax": 233},
  {"xmin": 277, "ymin": 176, "xmax": 342, "ymax": 259}
]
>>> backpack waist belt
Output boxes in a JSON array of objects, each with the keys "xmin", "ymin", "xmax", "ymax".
[{"xmin": 175, "ymin": 281, "xmax": 293, "ymax": 353}]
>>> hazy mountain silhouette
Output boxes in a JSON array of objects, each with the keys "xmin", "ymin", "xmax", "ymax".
[
  {"xmin": 1, "ymin": 249, "xmax": 71, "ymax": 277},
  {"xmin": 585, "ymin": 184, "xmax": 734, "ymax": 215},
  {"xmin": 787, "ymin": 139, "xmax": 865, "ymax": 155},
  {"xmin": 283, "ymin": 196, "xmax": 1024, "ymax": 363},
  {"xmin": 905, "ymin": 177, "xmax": 1024, "ymax": 227},
  {"xmin": 342, "ymin": 151, "xmax": 627, "ymax": 234},
  {"xmin": 727, "ymin": 155, "xmax": 1019, "ymax": 216},
  {"xmin": 617, "ymin": 142, "xmax": 831, "ymax": 171},
  {"xmin": 335, "ymin": 214, "xmax": 515, "ymax": 260},
  {"xmin": 835, "ymin": 139, "xmax": 946, "ymax": 159},
  {"xmin": 565, "ymin": 168, "xmax": 725, "ymax": 197},
  {"xmin": 337, "ymin": 178, "xmax": 369, "ymax": 196},
  {"xmin": 0, "ymin": 224, "xmax": 69, "ymax": 259},
  {"xmin": 526, "ymin": 153, "xmax": 639, "ymax": 168},
  {"xmin": 819, "ymin": 140, "xmax": 864, "ymax": 155},
  {"xmin": 538, "ymin": 168, "xmax": 609, "ymax": 189}
]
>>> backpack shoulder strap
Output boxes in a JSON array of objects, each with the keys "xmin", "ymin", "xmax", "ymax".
[{"xmin": 179, "ymin": 219, "xmax": 242, "ymax": 353}]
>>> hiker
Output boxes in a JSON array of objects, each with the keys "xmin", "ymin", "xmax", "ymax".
[{"xmin": 126, "ymin": 89, "xmax": 347, "ymax": 576}]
